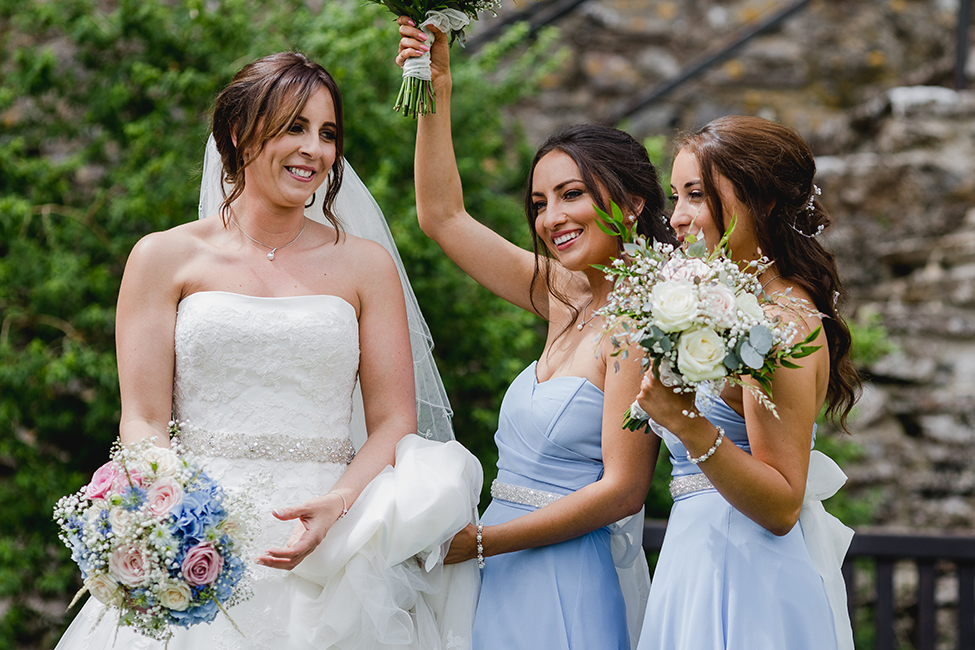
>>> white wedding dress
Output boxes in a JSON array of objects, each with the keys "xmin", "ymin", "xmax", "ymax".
[{"xmin": 54, "ymin": 291, "xmax": 482, "ymax": 650}]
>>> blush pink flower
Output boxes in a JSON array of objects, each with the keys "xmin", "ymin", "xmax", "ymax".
[
  {"xmin": 181, "ymin": 543, "xmax": 223, "ymax": 587},
  {"xmin": 145, "ymin": 477, "xmax": 183, "ymax": 517},
  {"xmin": 85, "ymin": 462, "xmax": 120, "ymax": 500},
  {"xmin": 661, "ymin": 257, "xmax": 711, "ymax": 283},
  {"xmin": 113, "ymin": 466, "xmax": 144, "ymax": 490},
  {"xmin": 109, "ymin": 544, "xmax": 150, "ymax": 587}
]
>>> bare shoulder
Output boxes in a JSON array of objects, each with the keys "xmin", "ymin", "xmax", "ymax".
[
  {"xmin": 765, "ymin": 280, "xmax": 823, "ymax": 342},
  {"xmin": 123, "ymin": 219, "xmax": 221, "ymax": 295},
  {"xmin": 336, "ymin": 232, "xmax": 398, "ymax": 281}
]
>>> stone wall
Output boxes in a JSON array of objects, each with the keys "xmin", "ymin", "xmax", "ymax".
[{"xmin": 483, "ymin": 0, "xmax": 975, "ymax": 530}]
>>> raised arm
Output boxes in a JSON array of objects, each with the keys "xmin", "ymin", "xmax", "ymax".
[
  {"xmin": 446, "ymin": 344, "xmax": 659, "ymax": 562},
  {"xmin": 397, "ymin": 19, "xmax": 552, "ymax": 318},
  {"xmin": 116, "ymin": 231, "xmax": 186, "ymax": 448}
]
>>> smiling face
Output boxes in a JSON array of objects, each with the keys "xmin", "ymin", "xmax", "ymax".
[
  {"xmin": 530, "ymin": 151, "xmax": 619, "ymax": 271},
  {"xmin": 241, "ymin": 87, "xmax": 337, "ymax": 211},
  {"xmin": 669, "ymin": 149, "xmax": 758, "ymax": 259}
]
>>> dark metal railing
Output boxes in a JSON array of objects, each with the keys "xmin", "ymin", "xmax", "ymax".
[
  {"xmin": 644, "ymin": 521, "xmax": 975, "ymax": 650},
  {"xmin": 609, "ymin": 0, "xmax": 812, "ymax": 124},
  {"xmin": 465, "ymin": 0, "xmax": 590, "ymax": 53}
]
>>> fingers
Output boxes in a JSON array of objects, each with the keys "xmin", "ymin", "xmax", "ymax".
[{"xmin": 257, "ymin": 532, "xmax": 320, "ymax": 571}]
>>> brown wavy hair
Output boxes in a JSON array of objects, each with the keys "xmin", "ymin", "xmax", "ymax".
[
  {"xmin": 211, "ymin": 51, "xmax": 344, "ymax": 230},
  {"xmin": 524, "ymin": 124, "xmax": 677, "ymax": 324},
  {"xmin": 678, "ymin": 115, "xmax": 860, "ymax": 427}
]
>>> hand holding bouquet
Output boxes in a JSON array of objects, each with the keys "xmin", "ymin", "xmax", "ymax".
[
  {"xmin": 373, "ymin": 0, "xmax": 501, "ymax": 117},
  {"xmin": 595, "ymin": 205, "xmax": 821, "ymax": 430},
  {"xmin": 53, "ymin": 425, "xmax": 252, "ymax": 642}
]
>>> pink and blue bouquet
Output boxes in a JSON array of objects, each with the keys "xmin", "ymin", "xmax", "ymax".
[{"xmin": 54, "ymin": 425, "xmax": 252, "ymax": 641}]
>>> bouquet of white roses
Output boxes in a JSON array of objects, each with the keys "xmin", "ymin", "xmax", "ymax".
[
  {"xmin": 53, "ymin": 424, "xmax": 253, "ymax": 642},
  {"xmin": 594, "ymin": 204, "xmax": 821, "ymax": 430},
  {"xmin": 370, "ymin": 0, "xmax": 502, "ymax": 117}
]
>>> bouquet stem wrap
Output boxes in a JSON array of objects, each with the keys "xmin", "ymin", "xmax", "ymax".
[{"xmin": 397, "ymin": 9, "xmax": 470, "ymax": 117}]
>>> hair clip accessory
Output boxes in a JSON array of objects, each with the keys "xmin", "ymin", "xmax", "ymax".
[{"xmin": 791, "ymin": 184, "xmax": 824, "ymax": 238}]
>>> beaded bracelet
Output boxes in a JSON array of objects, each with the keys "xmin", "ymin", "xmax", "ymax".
[
  {"xmin": 687, "ymin": 426, "xmax": 725, "ymax": 465},
  {"xmin": 327, "ymin": 491, "xmax": 348, "ymax": 519},
  {"xmin": 476, "ymin": 523, "xmax": 485, "ymax": 568}
]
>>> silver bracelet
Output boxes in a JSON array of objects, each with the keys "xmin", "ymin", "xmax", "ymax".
[
  {"xmin": 327, "ymin": 491, "xmax": 348, "ymax": 519},
  {"xmin": 687, "ymin": 426, "xmax": 725, "ymax": 465},
  {"xmin": 476, "ymin": 523, "xmax": 485, "ymax": 568}
]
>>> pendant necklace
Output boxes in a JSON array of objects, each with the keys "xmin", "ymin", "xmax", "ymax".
[
  {"xmin": 577, "ymin": 297, "xmax": 595, "ymax": 330},
  {"xmin": 231, "ymin": 217, "xmax": 305, "ymax": 261}
]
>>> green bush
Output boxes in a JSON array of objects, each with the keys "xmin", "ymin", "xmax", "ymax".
[{"xmin": 0, "ymin": 1, "xmax": 561, "ymax": 645}]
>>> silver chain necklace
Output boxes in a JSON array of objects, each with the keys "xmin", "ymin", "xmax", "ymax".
[
  {"xmin": 577, "ymin": 297, "xmax": 595, "ymax": 331},
  {"xmin": 230, "ymin": 217, "xmax": 305, "ymax": 261}
]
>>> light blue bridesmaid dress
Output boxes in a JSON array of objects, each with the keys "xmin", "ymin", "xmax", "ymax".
[
  {"xmin": 637, "ymin": 398, "xmax": 848, "ymax": 650},
  {"xmin": 473, "ymin": 362, "xmax": 646, "ymax": 650}
]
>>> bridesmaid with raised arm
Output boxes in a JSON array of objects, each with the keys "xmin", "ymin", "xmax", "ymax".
[
  {"xmin": 397, "ymin": 19, "xmax": 678, "ymax": 650},
  {"xmin": 634, "ymin": 115, "xmax": 859, "ymax": 650}
]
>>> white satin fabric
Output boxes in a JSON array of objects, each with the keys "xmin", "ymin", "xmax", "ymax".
[{"xmin": 799, "ymin": 450, "xmax": 855, "ymax": 650}]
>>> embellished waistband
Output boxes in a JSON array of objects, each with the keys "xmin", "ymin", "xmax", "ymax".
[
  {"xmin": 669, "ymin": 473, "xmax": 715, "ymax": 499},
  {"xmin": 180, "ymin": 426, "xmax": 355, "ymax": 465},
  {"xmin": 491, "ymin": 480, "xmax": 564, "ymax": 509}
]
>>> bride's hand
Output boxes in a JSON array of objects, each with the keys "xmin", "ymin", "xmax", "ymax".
[
  {"xmin": 444, "ymin": 522, "xmax": 478, "ymax": 565},
  {"xmin": 256, "ymin": 493, "xmax": 346, "ymax": 570},
  {"xmin": 395, "ymin": 16, "xmax": 450, "ymax": 85}
]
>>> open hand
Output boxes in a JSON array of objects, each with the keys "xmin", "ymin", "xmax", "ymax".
[{"xmin": 256, "ymin": 493, "xmax": 345, "ymax": 571}]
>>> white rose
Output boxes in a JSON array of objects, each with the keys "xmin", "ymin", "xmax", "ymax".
[
  {"xmin": 143, "ymin": 445, "xmax": 180, "ymax": 478},
  {"xmin": 85, "ymin": 574, "xmax": 121, "ymax": 605},
  {"xmin": 109, "ymin": 507, "xmax": 132, "ymax": 533},
  {"xmin": 661, "ymin": 257, "xmax": 710, "ymax": 282},
  {"xmin": 651, "ymin": 280, "xmax": 699, "ymax": 332},
  {"xmin": 703, "ymin": 283, "xmax": 738, "ymax": 329},
  {"xmin": 158, "ymin": 581, "xmax": 193, "ymax": 611},
  {"xmin": 736, "ymin": 291, "xmax": 765, "ymax": 322},
  {"xmin": 677, "ymin": 328, "xmax": 728, "ymax": 382}
]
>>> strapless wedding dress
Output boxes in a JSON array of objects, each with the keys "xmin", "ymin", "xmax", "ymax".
[{"xmin": 54, "ymin": 291, "xmax": 482, "ymax": 650}]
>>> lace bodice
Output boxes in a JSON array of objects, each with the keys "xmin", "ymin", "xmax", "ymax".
[{"xmin": 172, "ymin": 291, "xmax": 360, "ymax": 568}]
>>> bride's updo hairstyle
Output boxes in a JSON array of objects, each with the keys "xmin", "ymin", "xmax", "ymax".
[
  {"xmin": 211, "ymin": 51, "xmax": 345, "ymax": 229},
  {"xmin": 678, "ymin": 115, "xmax": 859, "ymax": 427},
  {"xmin": 524, "ymin": 124, "xmax": 677, "ymax": 324}
]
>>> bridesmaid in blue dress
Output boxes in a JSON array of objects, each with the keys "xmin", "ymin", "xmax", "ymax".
[
  {"xmin": 396, "ymin": 20, "xmax": 678, "ymax": 650},
  {"xmin": 633, "ymin": 116, "xmax": 861, "ymax": 650}
]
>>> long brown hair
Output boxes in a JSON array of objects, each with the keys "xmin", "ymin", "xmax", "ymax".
[
  {"xmin": 211, "ymin": 52, "xmax": 344, "ymax": 230},
  {"xmin": 678, "ymin": 115, "xmax": 860, "ymax": 427},
  {"xmin": 525, "ymin": 124, "xmax": 677, "ymax": 323}
]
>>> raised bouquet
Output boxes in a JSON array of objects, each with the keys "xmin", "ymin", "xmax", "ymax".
[
  {"xmin": 53, "ymin": 425, "xmax": 252, "ymax": 642},
  {"xmin": 370, "ymin": 0, "xmax": 501, "ymax": 117},
  {"xmin": 595, "ymin": 205, "xmax": 821, "ymax": 430}
]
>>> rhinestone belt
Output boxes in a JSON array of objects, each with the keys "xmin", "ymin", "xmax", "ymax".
[
  {"xmin": 491, "ymin": 480, "xmax": 565, "ymax": 509},
  {"xmin": 181, "ymin": 427, "xmax": 355, "ymax": 465},
  {"xmin": 669, "ymin": 473, "xmax": 715, "ymax": 499}
]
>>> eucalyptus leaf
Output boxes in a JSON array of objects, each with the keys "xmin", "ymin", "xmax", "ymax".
[
  {"xmin": 739, "ymin": 341, "xmax": 765, "ymax": 369},
  {"xmin": 724, "ymin": 349, "xmax": 741, "ymax": 370},
  {"xmin": 748, "ymin": 325, "xmax": 773, "ymax": 355}
]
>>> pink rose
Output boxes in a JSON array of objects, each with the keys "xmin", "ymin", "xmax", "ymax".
[
  {"xmin": 114, "ymin": 466, "xmax": 144, "ymax": 490},
  {"xmin": 661, "ymin": 257, "xmax": 711, "ymax": 283},
  {"xmin": 145, "ymin": 477, "xmax": 183, "ymax": 517},
  {"xmin": 181, "ymin": 543, "xmax": 223, "ymax": 586},
  {"xmin": 109, "ymin": 544, "xmax": 150, "ymax": 587},
  {"xmin": 85, "ymin": 462, "xmax": 120, "ymax": 500},
  {"xmin": 703, "ymin": 283, "xmax": 738, "ymax": 329}
]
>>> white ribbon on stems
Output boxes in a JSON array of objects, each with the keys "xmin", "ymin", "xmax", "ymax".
[{"xmin": 401, "ymin": 9, "xmax": 471, "ymax": 83}]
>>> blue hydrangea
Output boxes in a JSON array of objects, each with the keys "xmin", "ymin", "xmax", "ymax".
[
  {"xmin": 169, "ymin": 598, "xmax": 219, "ymax": 627},
  {"xmin": 119, "ymin": 485, "xmax": 147, "ymax": 511}
]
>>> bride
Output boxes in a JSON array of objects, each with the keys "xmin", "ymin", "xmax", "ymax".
[{"xmin": 55, "ymin": 51, "xmax": 481, "ymax": 650}]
